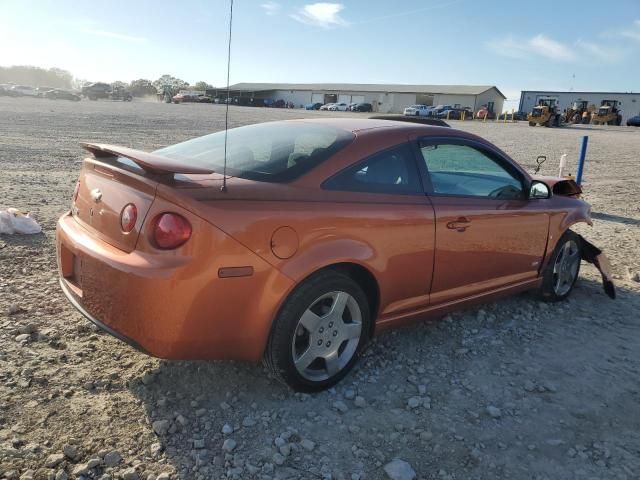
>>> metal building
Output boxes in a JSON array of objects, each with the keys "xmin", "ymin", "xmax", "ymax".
[
  {"xmin": 519, "ymin": 91, "xmax": 640, "ymax": 123},
  {"xmin": 224, "ymin": 83, "xmax": 505, "ymax": 114}
]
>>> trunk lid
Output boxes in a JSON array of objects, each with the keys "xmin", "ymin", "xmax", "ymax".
[
  {"xmin": 73, "ymin": 160, "xmax": 158, "ymax": 253},
  {"xmin": 72, "ymin": 143, "xmax": 215, "ymax": 253}
]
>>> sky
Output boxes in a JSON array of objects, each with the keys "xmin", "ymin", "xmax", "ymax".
[{"xmin": 2, "ymin": 0, "xmax": 640, "ymax": 107}]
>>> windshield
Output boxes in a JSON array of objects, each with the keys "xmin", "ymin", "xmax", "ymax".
[{"xmin": 155, "ymin": 122, "xmax": 354, "ymax": 182}]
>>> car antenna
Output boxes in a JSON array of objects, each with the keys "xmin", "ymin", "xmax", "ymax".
[{"xmin": 221, "ymin": 0, "xmax": 234, "ymax": 192}]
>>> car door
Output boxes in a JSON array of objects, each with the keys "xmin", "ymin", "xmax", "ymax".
[
  {"xmin": 322, "ymin": 141, "xmax": 436, "ymax": 317},
  {"xmin": 414, "ymin": 137, "xmax": 550, "ymax": 305}
]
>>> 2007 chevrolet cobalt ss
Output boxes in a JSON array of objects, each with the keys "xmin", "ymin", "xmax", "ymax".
[{"xmin": 57, "ymin": 118, "xmax": 602, "ymax": 391}]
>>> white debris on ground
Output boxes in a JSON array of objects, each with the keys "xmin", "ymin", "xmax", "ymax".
[
  {"xmin": 0, "ymin": 208, "xmax": 41, "ymax": 235},
  {"xmin": 0, "ymin": 98, "xmax": 639, "ymax": 479}
]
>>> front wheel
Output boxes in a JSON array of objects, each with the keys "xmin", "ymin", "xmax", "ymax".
[
  {"xmin": 264, "ymin": 271, "xmax": 370, "ymax": 392},
  {"xmin": 529, "ymin": 121, "xmax": 536, "ymax": 127},
  {"xmin": 538, "ymin": 230, "xmax": 581, "ymax": 302}
]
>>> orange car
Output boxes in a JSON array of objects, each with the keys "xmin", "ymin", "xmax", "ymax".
[{"xmin": 56, "ymin": 118, "xmax": 609, "ymax": 391}]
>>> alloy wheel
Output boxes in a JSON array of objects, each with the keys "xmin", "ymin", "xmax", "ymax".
[
  {"xmin": 553, "ymin": 239, "xmax": 580, "ymax": 296},
  {"xmin": 291, "ymin": 291, "xmax": 362, "ymax": 381}
]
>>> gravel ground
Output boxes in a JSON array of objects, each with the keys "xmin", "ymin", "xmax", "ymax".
[{"xmin": 1, "ymin": 97, "xmax": 639, "ymax": 480}]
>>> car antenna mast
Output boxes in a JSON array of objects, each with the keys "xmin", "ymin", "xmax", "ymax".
[{"xmin": 221, "ymin": 0, "xmax": 234, "ymax": 192}]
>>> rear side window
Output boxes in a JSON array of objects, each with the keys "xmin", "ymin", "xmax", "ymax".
[
  {"xmin": 155, "ymin": 122, "xmax": 354, "ymax": 182},
  {"xmin": 323, "ymin": 143, "xmax": 422, "ymax": 194}
]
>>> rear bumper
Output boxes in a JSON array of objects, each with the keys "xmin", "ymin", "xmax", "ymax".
[
  {"xmin": 59, "ymin": 277, "xmax": 148, "ymax": 354},
  {"xmin": 56, "ymin": 210, "xmax": 294, "ymax": 361}
]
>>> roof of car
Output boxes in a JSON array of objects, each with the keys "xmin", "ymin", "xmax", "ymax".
[{"xmin": 288, "ymin": 117, "xmax": 453, "ymax": 133}]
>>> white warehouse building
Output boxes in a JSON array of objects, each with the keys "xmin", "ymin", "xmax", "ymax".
[
  {"xmin": 225, "ymin": 83, "xmax": 506, "ymax": 114},
  {"xmin": 519, "ymin": 90, "xmax": 640, "ymax": 123}
]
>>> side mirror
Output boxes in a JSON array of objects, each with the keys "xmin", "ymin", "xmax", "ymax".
[{"xmin": 529, "ymin": 180, "xmax": 551, "ymax": 199}]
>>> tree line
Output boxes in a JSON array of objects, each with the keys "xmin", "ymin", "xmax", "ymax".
[
  {"xmin": 0, "ymin": 66, "xmax": 74, "ymax": 89},
  {"xmin": 0, "ymin": 65, "xmax": 215, "ymax": 97}
]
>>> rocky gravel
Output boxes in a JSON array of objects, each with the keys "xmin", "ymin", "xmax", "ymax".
[{"xmin": 1, "ymin": 97, "xmax": 639, "ymax": 479}]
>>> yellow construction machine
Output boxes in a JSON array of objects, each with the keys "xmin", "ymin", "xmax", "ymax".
[
  {"xmin": 591, "ymin": 100, "xmax": 622, "ymax": 125},
  {"xmin": 564, "ymin": 100, "xmax": 594, "ymax": 124},
  {"xmin": 527, "ymin": 98, "xmax": 562, "ymax": 127}
]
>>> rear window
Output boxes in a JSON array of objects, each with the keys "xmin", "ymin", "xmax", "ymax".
[{"xmin": 155, "ymin": 122, "xmax": 354, "ymax": 182}]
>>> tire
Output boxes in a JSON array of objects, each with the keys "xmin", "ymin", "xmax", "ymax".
[
  {"xmin": 529, "ymin": 121, "xmax": 536, "ymax": 127},
  {"xmin": 537, "ymin": 230, "xmax": 581, "ymax": 302},
  {"xmin": 264, "ymin": 270, "xmax": 371, "ymax": 392}
]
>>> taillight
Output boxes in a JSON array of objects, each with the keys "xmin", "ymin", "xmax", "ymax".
[
  {"xmin": 120, "ymin": 203, "xmax": 137, "ymax": 233},
  {"xmin": 73, "ymin": 181, "xmax": 80, "ymax": 203},
  {"xmin": 153, "ymin": 213, "xmax": 192, "ymax": 249}
]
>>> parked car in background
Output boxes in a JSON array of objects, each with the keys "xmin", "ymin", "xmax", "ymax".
[
  {"xmin": 59, "ymin": 118, "xmax": 605, "ymax": 391},
  {"xmin": 11, "ymin": 85, "xmax": 38, "ymax": 96},
  {"xmin": 81, "ymin": 82, "xmax": 111, "ymax": 100},
  {"xmin": 429, "ymin": 105, "xmax": 453, "ymax": 117},
  {"xmin": 626, "ymin": 114, "xmax": 640, "ymax": 127},
  {"xmin": 35, "ymin": 86, "xmax": 56, "ymax": 97},
  {"xmin": 475, "ymin": 106, "xmax": 496, "ymax": 120},
  {"xmin": 437, "ymin": 107, "xmax": 473, "ymax": 120},
  {"xmin": 319, "ymin": 103, "xmax": 335, "ymax": 111},
  {"xmin": 403, "ymin": 105, "xmax": 431, "ymax": 116},
  {"xmin": 328, "ymin": 103, "xmax": 348, "ymax": 111},
  {"xmin": 306, "ymin": 102, "xmax": 323, "ymax": 110},
  {"xmin": 352, "ymin": 103, "xmax": 373, "ymax": 112},
  {"xmin": 251, "ymin": 97, "xmax": 269, "ymax": 106},
  {"xmin": 0, "ymin": 85, "xmax": 19, "ymax": 97},
  {"xmin": 44, "ymin": 89, "xmax": 81, "ymax": 101},
  {"xmin": 272, "ymin": 99, "xmax": 286, "ymax": 108},
  {"xmin": 110, "ymin": 86, "xmax": 133, "ymax": 102},
  {"xmin": 172, "ymin": 91, "xmax": 210, "ymax": 104}
]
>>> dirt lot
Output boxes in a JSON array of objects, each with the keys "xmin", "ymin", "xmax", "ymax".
[{"xmin": 1, "ymin": 97, "xmax": 639, "ymax": 480}]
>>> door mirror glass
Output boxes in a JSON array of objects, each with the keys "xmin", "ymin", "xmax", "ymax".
[{"xmin": 529, "ymin": 181, "xmax": 551, "ymax": 199}]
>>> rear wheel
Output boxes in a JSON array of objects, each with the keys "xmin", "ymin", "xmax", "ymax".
[
  {"xmin": 538, "ymin": 230, "xmax": 581, "ymax": 302},
  {"xmin": 529, "ymin": 121, "xmax": 536, "ymax": 127},
  {"xmin": 264, "ymin": 271, "xmax": 370, "ymax": 392}
]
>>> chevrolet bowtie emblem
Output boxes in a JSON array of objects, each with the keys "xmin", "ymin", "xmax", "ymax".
[{"xmin": 90, "ymin": 188, "xmax": 103, "ymax": 203}]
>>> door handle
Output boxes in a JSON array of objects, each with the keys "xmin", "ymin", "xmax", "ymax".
[{"xmin": 446, "ymin": 217, "xmax": 471, "ymax": 232}]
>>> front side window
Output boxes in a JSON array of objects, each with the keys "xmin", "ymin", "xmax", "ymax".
[
  {"xmin": 324, "ymin": 143, "xmax": 422, "ymax": 194},
  {"xmin": 419, "ymin": 143, "xmax": 524, "ymax": 199},
  {"xmin": 155, "ymin": 122, "xmax": 354, "ymax": 182}
]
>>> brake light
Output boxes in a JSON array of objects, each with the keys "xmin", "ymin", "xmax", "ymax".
[
  {"xmin": 120, "ymin": 203, "xmax": 137, "ymax": 233},
  {"xmin": 153, "ymin": 213, "xmax": 192, "ymax": 249},
  {"xmin": 73, "ymin": 181, "xmax": 80, "ymax": 202}
]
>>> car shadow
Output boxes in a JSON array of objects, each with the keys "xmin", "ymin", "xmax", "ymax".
[
  {"xmin": 591, "ymin": 211, "xmax": 640, "ymax": 226},
  {"xmin": 127, "ymin": 275, "xmax": 639, "ymax": 478}
]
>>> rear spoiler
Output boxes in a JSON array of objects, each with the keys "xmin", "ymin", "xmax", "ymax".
[
  {"xmin": 369, "ymin": 115, "xmax": 450, "ymax": 127},
  {"xmin": 80, "ymin": 143, "xmax": 215, "ymax": 175}
]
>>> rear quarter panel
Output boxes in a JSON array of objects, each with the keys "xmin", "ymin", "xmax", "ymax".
[{"xmin": 191, "ymin": 193, "xmax": 437, "ymax": 321}]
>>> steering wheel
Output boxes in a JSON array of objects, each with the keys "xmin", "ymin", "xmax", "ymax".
[{"xmin": 488, "ymin": 184, "xmax": 521, "ymax": 199}]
